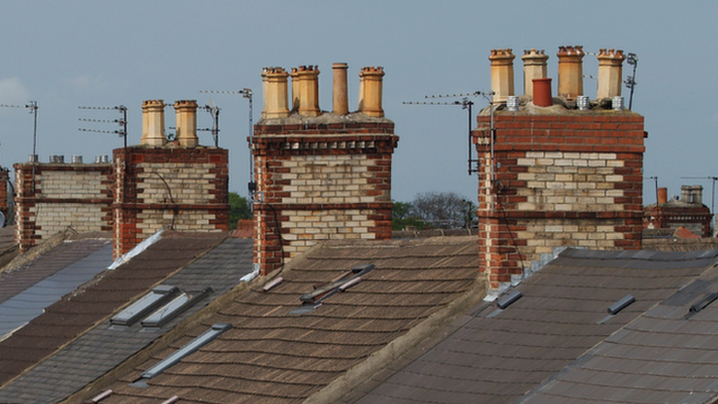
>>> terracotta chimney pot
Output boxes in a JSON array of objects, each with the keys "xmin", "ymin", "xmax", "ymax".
[
  {"xmin": 332, "ymin": 63, "xmax": 349, "ymax": 115},
  {"xmin": 358, "ymin": 66, "xmax": 385, "ymax": 117},
  {"xmin": 261, "ymin": 67, "xmax": 290, "ymax": 119},
  {"xmin": 297, "ymin": 65, "xmax": 321, "ymax": 117},
  {"xmin": 657, "ymin": 187, "xmax": 668, "ymax": 204},
  {"xmin": 557, "ymin": 45, "xmax": 585, "ymax": 100},
  {"xmin": 596, "ymin": 49, "xmax": 626, "ymax": 99}
]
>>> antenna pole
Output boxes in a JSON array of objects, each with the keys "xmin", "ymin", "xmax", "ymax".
[
  {"xmin": 625, "ymin": 53, "xmax": 638, "ymax": 110},
  {"xmin": 29, "ymin": 101, "xmax": 38, "ymax": 193}
]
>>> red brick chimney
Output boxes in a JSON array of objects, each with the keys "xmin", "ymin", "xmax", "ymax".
[
  {"xmin": 252, "ymin": 64, "xmax": 398, "ymax": 275},
  {"xmin": 475, "ymin": 45, "xmax": 644, "ymax": 293}
]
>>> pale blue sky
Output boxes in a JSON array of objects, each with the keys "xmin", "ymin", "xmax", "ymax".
[{"xmin": 0, "ymin": 1, "xmax": 714, "ymax": 205}]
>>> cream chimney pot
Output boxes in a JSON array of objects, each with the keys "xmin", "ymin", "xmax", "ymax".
[
  {"xmin": 489, "ymin": 49, "xmax": 516, "ymax": 103},
  {"xmin": 358, "ymin": 66, "xmax": 385, "ymax": 117},
  {"xmin": 332, "ymin": 63, "xmax": 349, "ymax": 116},
  {"xmin": 557, "ymin": 45, "xmax": 585, "ymax": 100},
  {"xmin": 174, "ymin": 100, "xmax": 198, "ymax": 148},
  {"xmin": 141, "ymin": 100, "xmax": 167, "ymax": 147},
  {"xmin": 596, "ymin": 49, "xmax": 625, "ymax": 99},
  {"xmin": 522, "ymin": 49, "xmax": 549, "ymax": 96},
  {"xmin": 261, "ymin": 67, "xmax": 291, "ymax": 119},
  {"xmin": 297, "ymin": 65, "xmax": 321, "ymax": 117}
]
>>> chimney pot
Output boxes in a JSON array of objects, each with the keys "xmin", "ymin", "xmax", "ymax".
[
  {"xmin": 658, "ymin": 187, "xmax": 668, "ymax": 204},
  {"xmin": 71, "ymin": 155, "xmax": 83, "ymax": 164},
  {"xmin": 489, "ymin": 49, "xmax": 516, "ymax": 103},
  {"xmin": 174, "ymin": 100, "xmax": 199, "ymax": 147},
  {"xmin": 332, "ymin": 63, "xmax": 349, "ymax": 116},
  {"xmin": 358, "ymin": 66, "xmax": 385, "ymax": 117},
  {"xmin": 141, "ymin": 100, "xmax": 167, "ymax": 147},
  {"xmin": 532, "ymin": 78, "xmax": 553, "ymax": 107},
  {"xmin": 261, "ymin": 67, "xmax": 291, "ymax": 119},
  {"xmin": 521, "ymin": 48, "xmax": 549, "ymax": 96},
  {"xmin": 297, "ymin": 65, "xmax": 321, "ymax": 117},
  {"xmin": 596, "ymin": 48, "xmax": 625, "ymax": 99},
  {"xmin": 556, "ymin": 45, "xmax": 585, "ymax": 100}
]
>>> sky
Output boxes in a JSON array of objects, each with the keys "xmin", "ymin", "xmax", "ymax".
[{"xmin": 0, "ymin": 1, "xmax": 715, "ymax": 207}]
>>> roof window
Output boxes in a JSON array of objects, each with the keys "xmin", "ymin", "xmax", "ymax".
[
  {"xmin": 110, "ymin": 286, "xmax": 179, "ymax": 326},
  {"xmin": 141, "ymin": 287, "xmax": 212, "ymax": 328},
  {"xmin": 131, "ymin": 322, "xmax": 232, "ymax": 387}
]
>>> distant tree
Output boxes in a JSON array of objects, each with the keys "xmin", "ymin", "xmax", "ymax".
[
  {"xmin": 391, "ymin": 200, "xmax": 428, "ymax": 230},
  {"xmin": 410, "ymin": 192, "xmax": 476, "ymax": 229},
  {"xmin": 229, "ymin": 192, "xmax": 252, "ymax": 230}
]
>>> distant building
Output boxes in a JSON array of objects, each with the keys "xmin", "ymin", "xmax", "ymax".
[{"xmin": 643, "ymin": 185, "xmax": 712, "ymax": 238}]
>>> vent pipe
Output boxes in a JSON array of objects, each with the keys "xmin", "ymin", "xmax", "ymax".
[
  {"xmin": 522, "ymin": 49, "xmax": 548, "ymax": 96},
  {"xmin": 597, "ymin": 49, "xmax": 626, "ymax": 99},
  {"xmin": 332, "ymin": 63, "xmax": 349, "ymax": 116},
  {"xmin": 141, "ymin": 100, "xmax": 167, "ymax": 147},
  {"xmin": 358, "ymin": 66, "xmax": 385, "ymax": 117},
  {"xmin": 489, "ymin": 49, "xmax": 515, "ymax": 103},
  {"xmin": 557, "ymin": 46, "xmax": 585, "ymax": 100},
  {"xmin": 261, "ymin": 67, "xmax": 290, "ymax": 119},
  {"xmin": 174, "ymin": 100, "xmax": 199, "ymax": 147}
]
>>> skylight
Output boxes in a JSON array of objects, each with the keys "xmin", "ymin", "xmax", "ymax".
[
  {"xmin": 110, "ymin": 285, "xmax": 179, "ymax": 326},
  {"xmin": 132, "ymin": 322, "xmax": 232, "ymax": 385},
  {"xmin": 141, "ymin": 287, "xmax": 212, "ymax": 328}
]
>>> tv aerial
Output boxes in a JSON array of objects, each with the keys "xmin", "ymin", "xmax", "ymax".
[
  {"xmin": 403, "ymin": 91, "xmax": 494, "ymax": 176},
  {"xmin": 198, "ymin": 98, "xmax": 220, "ymax": 147},
  {"xmin": 624, "ymin": 53, "xmax": 638, "ymax": 110},
  {"xmin": 1, "ymin": 101, "xmax": 39, "ymax": 191}
]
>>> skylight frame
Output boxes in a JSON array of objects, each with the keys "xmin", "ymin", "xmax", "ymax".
[
  {"xmin": 141, "ymin": 287, "xmax": 212, "ymax": 328},
  {"xmin": 110, "ymin": 285, "xmax": 179, "ymax": 326}
]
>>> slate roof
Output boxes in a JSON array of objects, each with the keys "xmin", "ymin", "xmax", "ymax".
[
  {"xmin": 91, "ymin": 236, "xmax": 482, "ymax": 404},
  {"xmin": 517, "ymin": 260, "xmax": 718, "ymax": 404},
  {"xmin": 0, "ymin": 232, "xmax": 225, "ymax": 391},
  {"xmin": 340, "ymin": 248, "xmax": 718, "ymax": 404},
  {"xmin": 0, "ymin": 236, "xmax": 253, "ymax": 404}
]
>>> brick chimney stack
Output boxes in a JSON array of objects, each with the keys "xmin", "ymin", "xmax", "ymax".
[
  {"xmin": 174, "ymin": 100, "xmax": 198, "ymax": 148},
  {"xmin": 332, "ymin": 62, "xmax": 349, "ymax": 115},
  {"xmin": 522, "ymin": 49, "xmax": 548, "ymax": 96},
  {"xmin": 141, "ymin": 100, "xmax": 167, "ymax": 147},
  {"xmin": 297, "ymin": 65, "xmax": 321, "ymax": 117},
  {"xmin": 261, "ymin": 67, "xmax": 291, "ymax": 119},
  {"xmin": 358, "ymin": 66, "xmax": 385, "ymax": 117},
  {"xmin": 596, "ymin": 49, "xmax": 626, "ymax": 99},
  {"xmin": 489, "ymin": 49, "xmax": 515, "ymax": 103},
  {"xmin": 557, "ymin": 46, "xmax": 585, "ymax": 100}
]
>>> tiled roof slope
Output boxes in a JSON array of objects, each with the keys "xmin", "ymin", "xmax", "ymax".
[
  {"xmin": 517, "ymin": 259, "xmax": 718, "ymax": 404},
  {"xmin": 341, "ymin": 248, "xmax": 718, "ymax": 404},
  {"xmin": 97, "ymin": 236, "xmax": 482, "ymax": 404},
  {"xmin": 0, "ymin": 232, "xmax": 224, "ymax": 389},
  {"xmin": 0, "ymin": 237, "xmax": 253, "ymax": 404}
]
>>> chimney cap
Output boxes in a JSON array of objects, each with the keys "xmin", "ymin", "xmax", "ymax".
[
  {"xmin": 557, "ymin": 45, "xmax": 585, "ymax": 57},
  {"xmin": 597, "ymin": 48, "xmax": 626, "ymax": 60},
  {"xmin": 489, "ymin": 48, "xmax": 515, "ymax": 61}
]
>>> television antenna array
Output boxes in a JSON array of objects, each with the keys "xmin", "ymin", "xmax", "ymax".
[
  {"xmin": 403, "ymin": 91, "xmax": 494, "ymax": 176},
  {"xmin": 197, "ymin": 98, "xmax": 220, "ymax": 147},
  {"xmin": 199, "ymin": 89, "xmax": 254, "ymax": 197},
  {"xmin": 78, "ymin": 105, "xmax": 129, "ymax": 197},
  {"xmin": 1, "ymin": 101, "xmax": 39, "ymax": 192},
  {"xmin": 624, "ymin": 53, "xmax": 638, "ymax": 110},
  {"xmin": 643, "ymin": 176, "xmax": 659, "ymax": 206}
]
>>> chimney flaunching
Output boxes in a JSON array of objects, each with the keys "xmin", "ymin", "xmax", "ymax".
[
  {"xmin": 489, "ymin": 49, "xmax": 515, "ymax": 103},
  {"xmin": 597, "ymin": 49, "xmax": 626, "ymax": 99},
  {"xmin": 557, "ymin": 45, "xmax": 585, "ymax": 100}
]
